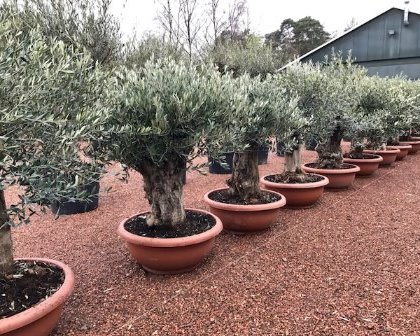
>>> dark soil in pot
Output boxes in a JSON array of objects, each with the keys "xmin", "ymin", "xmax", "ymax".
[
  {"xmin": 0, "ymin": 261, "xmax": 64, "ymax": 319},
  {"xmin": 265, "ymin": 173, "xmax": 324, "ymax": 184},
  {"xmin": 305, "ymin": 162, "xmax": 355, "ymax": 170},
  {"xmin": 207, "ymin": 189, "xmax": 281, "ymax": 205},
  {"xmin": 343, "ymin": 153, "xmax": 378, "ymax": 160},
  {"xmin": 50, "ymin": 181, "xmax": 100, "ymax": 216},
  {"xmin": 124, "ymin": 210, "xmax": 216, "ymax": 239}
]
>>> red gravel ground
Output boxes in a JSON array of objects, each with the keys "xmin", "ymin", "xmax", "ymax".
[{"xmin": 7, "ymin": 147, "xmax": 420, "ymax": 335}]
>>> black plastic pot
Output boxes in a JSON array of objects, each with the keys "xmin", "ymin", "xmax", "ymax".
[
  {"xmin": 305, "ymin": 138, "xmax": 318, "ymax": 151},
  {"xmin": 258, "ymin": 146, "xmax": 269, "ymax": 164},
  {"xmin": 208, "ymin": 152, "xmax": 234, "ymax": 174},
  {"xmin": 209, "ymin": 147, "xmax": 268, "ymax": 174},
  {"xmin": 50, "ymin": 181, "xmax": 100, "ymax": 216},
  {"xmin": 276, "ymin": 141, "xmax": 285, "ymax": 157}
]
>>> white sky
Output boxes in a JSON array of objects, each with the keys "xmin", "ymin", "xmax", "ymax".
[{"xmin": 111, "ymin": 0, "xmax": 420, "ymax": 39}]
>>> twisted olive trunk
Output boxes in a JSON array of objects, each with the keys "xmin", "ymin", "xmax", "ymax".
[
  {"xmin": 316, "ymin": 126, "xmax": 344, "ymax": 169},
  {"xmin": 0, "ymin": 189, "xmax": 14, "ymax": 277},
  {"xmin": 284, "ymin": 143, "xmax": 304, "ymax": 174},
  {"xmin": 349, "ymin": 139, "xmax": 365, "ymax": 159},
  {"xmin": 138, "ymin": 157, "xmax": 186, "ymax": 227},
  {"xmin": 227, "ymin": 142, "xmax": 261, "ymax": 201}
]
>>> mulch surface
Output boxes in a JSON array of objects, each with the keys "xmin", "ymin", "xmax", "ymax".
[{"xmin": 7, "ymin": 145, "xmax": 420, "ymax": 335}]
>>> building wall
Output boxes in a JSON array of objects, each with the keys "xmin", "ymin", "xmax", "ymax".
[
  {"xmin": 301, "ymin": 9, "xmax": 420, "ymax": 79},
  {"xmin": 358, "ymin": 57, "xmax": 420, "ymax": 79}
]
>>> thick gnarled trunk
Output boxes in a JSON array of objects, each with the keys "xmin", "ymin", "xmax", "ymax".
[
  {"xmin": 138, "ymin": 157, "xmax": 186, "ymax": 227},
  {"xmin": 227, "ymin": 143, "xmax": 261, "ymax": 201},
  {"xmin": 284, "ymin": 143, "xmax": 304, "ymax": 174},
  {"xmin": 0, "ymin": 189, "xmax": 14, "ymax": 277},
  {"xmin": 316, "ymin": 126, "xmax": 344, "ymax": 169}
]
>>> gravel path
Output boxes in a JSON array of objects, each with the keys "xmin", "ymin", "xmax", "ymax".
[{"xmin": 9, "ymin": 148, "xmax": 420, "ymax": 335}]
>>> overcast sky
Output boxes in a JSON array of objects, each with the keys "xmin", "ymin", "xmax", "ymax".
[{"xmin": 111, "ymin": 0, "xmax": 420, "ymax": 39}]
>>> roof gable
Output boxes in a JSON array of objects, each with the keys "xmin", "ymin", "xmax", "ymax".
[{"xmin": 282, "ymin": 7, "xmax": 420, "ymax": 69}]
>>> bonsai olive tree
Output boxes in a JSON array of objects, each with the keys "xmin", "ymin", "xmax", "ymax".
[
  {"xmin": 216, "ymin": 74, "xmax": 298, "ymax": 201},
  {"xmin": 355, "ymin": 76, "xmax": 416, "ymax": 150},
  {"xmin": 303, "ymin": 56, "xmax": 365, "ymax": 168},
  {"xmin": 100, "ymin": 59, "xmax": 232, "ymax": 227},
  {"xmin": 0, "ymin": 16, "xmax": 108, "ymax": 276},
  {"xmin": 272, "ymin": 64, "xmax": 321, "ymax": 182}
]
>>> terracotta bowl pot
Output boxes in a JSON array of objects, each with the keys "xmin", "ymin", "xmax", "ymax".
[
  {"xmin": 386, "ymin": 145, "xmax": 412, "ymax": 160},
  {"xmin": 302, "ymin": 163, "xmax": 360, "ymax": 189},
  {"xmin": 118, "ymin": 209, "xmax": 223, "ymax": 274},
  {"xmin": 410, "ymin": 136, "xmax": 420, "ymax": 141},
  {"xmin": 343, "ymin": 154, "xmax": 383, "ymax": 176},
  {"xmin": 398, "ymin": 140, "xmax": 420, "ymax": 154},
  {"xmin": 363, "ymin": 148, "xmax": 400, "ymax": 166},
  {"xmin": 260, "ymin": 174, "xmax": 329, "ymax": 207},
  {"xmin": 203, "ymin": 188, "xmax": 286, "ymax": 232},
  {"xmin": 0, "ymin": 258, "xmax": 74, "ymax": 336}
]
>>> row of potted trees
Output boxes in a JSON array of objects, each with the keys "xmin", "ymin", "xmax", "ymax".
[{"xmin": 1, "ymin": 13, "xmax": 420, "ymax": 336}]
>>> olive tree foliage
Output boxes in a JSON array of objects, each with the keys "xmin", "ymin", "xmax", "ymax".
[
  {"xmin": 212, "ymin": 74, "xmax": 299, "ymax": 200},
  {"xmin": 123, "ymin": 34, "xmax": 187, "ymax": 69},
  {"xmin": 2, "ymin": 0, "xmax": 123, "ymax": 66},
  {"xmin": 0, "ymin": 12, "xmax": 109, "ymax": 276},
  {"xmin": 98, "ymin": 59, "xmax": 233, "ymax": 227},
  {"xmin": 208, "ymin": 33, "xmax": 280, "ymax": 78},
  {"xmin": 353, "ymin": 76, "xmax": 417, "ymax": 152},
  {"xmin": 274, "ymin": 65, "xmax": 323, "ymax": 178},
  {"xmin": 297, "ymin": 55, "xmax": 365, "ymax": 169}
]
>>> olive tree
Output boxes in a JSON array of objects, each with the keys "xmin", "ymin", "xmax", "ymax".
[
  {"xmin": 303, "ymin": 56, "xmax": 365, "ymax": 168},
  {"xmin": 3, "ymin": 0, "xmax": 123, "ymax": 66},
  {"xmin": 0, "ymin": 15, "xmax": 108, "ymax": 276},
  {"xmin": 99, "ymin": 59, "xmax": 233, "ymax": 227},
  {"xmin": 354, "ymin": 76, "xmax": 416, "ymax": 151},
  {"xmin": 216, "ymin": 74, "xmax": 298, "ymax": 201},
  {"xmin": 273, "ymin": 65, "xmax": 320, "ymax": 181}
]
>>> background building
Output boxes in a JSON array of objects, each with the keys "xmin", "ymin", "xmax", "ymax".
[{"xmin": 288, "ymin": 7, "xmax": 420, "ymax": 79}]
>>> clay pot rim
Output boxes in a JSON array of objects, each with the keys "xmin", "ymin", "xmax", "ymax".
[
  {"xmin": 118, "ymin": 208, "xmax": 223, "ymax": 248},
  {"xmin": 260, "ymin": 173, "xmax": 329, "ymax": 189},
  {"xmin": 204, "ymin": 188, "xmax": 286, "ymax": 212},
  {"xmin": 302, "ymin": 162, "xmax": 360, "ymax": 174},
  {"xmin": 387, "ymin": 145, "xmax": 412, "ymax": 150},
  {"xmin": 398, "ymin": 140, "xmax": 420, "ymax": 146},
  {"xmin": 343, "ymin": 154, "xmax": 383, "ymax": 163},
  {"xmin": 0, "ymin": 258, "xmax": 74, "ymax": 334},
  {"xmin": 363, "ymin": 148, "xmax": 400, "ymax": 154}
]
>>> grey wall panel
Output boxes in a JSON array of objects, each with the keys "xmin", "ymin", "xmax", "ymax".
[
  {"xmin": 300, "ymin": 9, "xmax": 420, "ymax": 79},
  {"xmin": 302, "ymin": 8, "xmax": 420, "ymax": 65},
  {"xmin": 365, "ymin": 63, "xmax": 420, "ymax": 79}
]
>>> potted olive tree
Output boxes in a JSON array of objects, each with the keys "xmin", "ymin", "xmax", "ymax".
[
  {"xmin": 396, "ymin": 79, "xmax": 420, "ymax": 154},
  {"xmin": 6, "ymin": 0, "xmax": 124, "ymax": 215},
  {"xmin": 204, "ymin": 74, "xmax": 293, "ymax": 232},
  {"xmin": 260, "ymin": 66, "xmax": 330, "ymax": 207},
  {"xmin": 359, "ymin": 77, "xmax": 415, "ymax": 161},
  {"xmin": 382, "ymin": 78, "xmax": 416, "ymax": 158},
  {"xmin": 341, "ymin": 76, "xmax": 386, "ymax": 174},
  {"xmin": 0, "ymin": 16, "xmax": 107, "ymax": 336},
  {"xmin": 300, "ymin": 56, "xmax": 364, "ymax": 188},
  {"xmin": 100, "ymin": 59, "xmax": 228, "ymax": 274}
]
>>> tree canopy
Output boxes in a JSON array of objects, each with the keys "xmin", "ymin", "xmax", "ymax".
[{"xmin": 265, "ymin": 16, "xmax": 330, "ymax": 61}]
